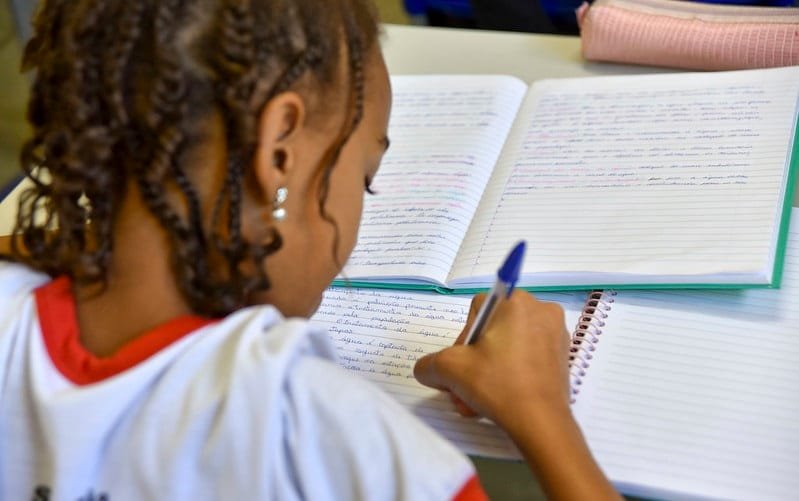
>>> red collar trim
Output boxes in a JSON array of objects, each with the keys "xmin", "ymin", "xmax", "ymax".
[
  {"xmin": 453, "ymin": 475, "xmax": 487, "ymax": 501},
  {"xmin": 34, "ymin": 276, "xmax": 215, "ymax": 385}
]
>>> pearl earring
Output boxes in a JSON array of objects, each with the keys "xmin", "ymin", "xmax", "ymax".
[{"xmin": 272, "ymin": 186, "xmax": 288, "ymax": 221}]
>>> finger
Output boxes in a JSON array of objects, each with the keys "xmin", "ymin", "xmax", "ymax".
[
  {"xmin": 415, "ymin": 353, "xmax": 480, "ymax": 417},
  {"xmin": 454, "ymin": 294, "xmax": 487, "ymax": 345},
  {"xmin": 498, "ymin": 289, "xmax": 540, "ymax": 315},
  {"xmin": 413, "ymin": 351, "xmax": 448, "ymax": 390},
  {"xmin": 466, "ymin": 293, "xmax": 487, "ymax": 326},
  {"xmin": 414, "ymin": 345, "xmax": 473, "ymax": 390}
]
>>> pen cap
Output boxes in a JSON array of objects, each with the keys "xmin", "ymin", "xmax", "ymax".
[{"xmin": 497, "ymin": 241, "xmax": 526, "ymax": 286}]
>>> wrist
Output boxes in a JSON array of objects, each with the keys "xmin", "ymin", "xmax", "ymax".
[{"xmin": 495, "ymin": 398, "xmax": 576, "ymax": 447}]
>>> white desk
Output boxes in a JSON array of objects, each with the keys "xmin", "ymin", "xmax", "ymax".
[
  {"xmin": 1, "ymin": 24, "xmax": 796, "ymax": 500},
  {"xmin": 382, "ymin": 23, "xmax": 674, "ymax": 80}
]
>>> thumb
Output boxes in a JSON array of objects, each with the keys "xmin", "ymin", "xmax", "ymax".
[
  {"xmin": 414, "ymin": 345, "xmax": 474, "ymax": 391},
  {"xmin": 415, "ymin": 346, "xmax": 481, "ymax": 417}
]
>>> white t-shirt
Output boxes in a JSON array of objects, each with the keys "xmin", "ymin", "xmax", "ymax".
[{"xmin": 0, "ymin": 262, "xmax": 485, "ymax": 500}]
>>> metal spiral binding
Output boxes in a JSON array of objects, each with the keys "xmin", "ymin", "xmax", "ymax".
[{"xmin": 569, "ymin": 290, "xmax": 617, "ymax": 403}]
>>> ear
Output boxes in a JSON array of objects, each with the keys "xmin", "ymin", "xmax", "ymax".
[{"xmin": 250, "ymin": 91, "xmax": 306, "ymax": 203}]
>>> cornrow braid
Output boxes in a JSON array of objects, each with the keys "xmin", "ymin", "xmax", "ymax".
[
  {"xmin": 103, "ymin": 2, "xmax": 142, "ymax": 127},
  {"xmin": 206, "ymin": 0, "xmax": 270, "ymax": 310},
  {"xmin": 133, "ymin": 0, "xmax": 222, "ymax": 311},
  {"xmin": 314, "ymin": 7, "xmax": 369, "ymax": 272},
  {"xmin": 8, "ymin": 0, "xmax": 381, "ymax": 317},
  {"xmin": 88, "ymin": 0, "xmax": 144, "ymax": 278},
  {"xmin": 206, "ymin": 0, "xmax": 344, "ymax": 309}
]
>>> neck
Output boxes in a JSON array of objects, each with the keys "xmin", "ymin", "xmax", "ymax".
[{"xmin": 74, "ymin": 185, "xmax": 195, "ymax": 358}]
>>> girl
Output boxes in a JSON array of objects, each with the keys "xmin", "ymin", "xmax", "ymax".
[{"xmin": 0, "ymin": 0, "xmax": 618, "ymax": 499}]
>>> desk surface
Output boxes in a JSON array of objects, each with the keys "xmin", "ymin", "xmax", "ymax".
[
  {"xmin": 1, "ymin": 24, "xmax": 796, "ymax": 500},
  {"xmin": 382, "ymin": 23, "xmax": 673, "ymax": 80}
]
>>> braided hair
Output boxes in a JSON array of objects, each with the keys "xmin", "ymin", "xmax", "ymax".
[{"xmin": 9, "ymin": 0, "xmax": 380, "ymax": 316}]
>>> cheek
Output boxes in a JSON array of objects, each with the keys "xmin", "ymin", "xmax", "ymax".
[{"xmin": 326, "ymin": 172, "xmax": 365, "ymax": 262}]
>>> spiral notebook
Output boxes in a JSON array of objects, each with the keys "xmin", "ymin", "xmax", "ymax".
[
  {"xmin": 335, "ymin": 66, "xmax": 799, "ymax": 292},
  {"xmin": 312, "ymin": 207, "xmax": 799, "ymax": 500}
]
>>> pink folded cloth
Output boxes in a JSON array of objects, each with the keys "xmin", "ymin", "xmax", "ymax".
[{"xmin": 577, "ymin": 0, "xmax": 799, "ymax": 70}]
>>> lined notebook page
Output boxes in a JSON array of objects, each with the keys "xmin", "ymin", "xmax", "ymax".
[
  {"xmin": 573, "ymin": 210, "xmax": 799, "ymax": 500},
  {"xmin": 311, "ymin": 287, "xmax": 586, "ymax": 458},
  {"xmin": 341, "ymin": 76, "xmax": 527, "ymax": 286},
  {"xmin": 451, "ymin": 66, "xmax": 799, "ymax": 287}
]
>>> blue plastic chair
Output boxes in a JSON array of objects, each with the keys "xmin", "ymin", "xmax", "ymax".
[
  {"xmin": 542, "ymin": 0, "xmax": 796, "ymax": 34},
  {"xmin": 403, "ymin": 0, "xmax": 473, "ymax": 19}
]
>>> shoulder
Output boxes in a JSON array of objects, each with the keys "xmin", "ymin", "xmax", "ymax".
[
  {"xmin": 0, "ymin": 261, "xmax": 50, "ymax": 297},
  {"xmin": 0, "ymin": 261, "xmax": 49, "ymax": 325},
  {"xmin": 183, "ymin": 309, "xmax": 479, "ymax": 500},
  {"xmin": 280, "ymin": 349, "xmax": 479, "ymax": 500}
]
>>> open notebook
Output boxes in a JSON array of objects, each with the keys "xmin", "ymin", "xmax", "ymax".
[
  {"xmin": 336, "ymin": 66, "xmax": 799, "ymax": 292},
  {"xmin": 313, "ymin": 207, "xmax": 799, "ymax": 500}
]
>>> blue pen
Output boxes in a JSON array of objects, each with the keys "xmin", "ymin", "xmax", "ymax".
[{"xmin": 463, "ymin": 241, "xmax": 526, "ymax": 345}]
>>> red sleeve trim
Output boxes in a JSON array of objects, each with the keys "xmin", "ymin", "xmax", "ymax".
[
  {"xmin": 453, "ymin": 475, "xmax": 488, "ymax": 501},
  {"xmin": 34, "ymin": 276, "xmax": 215, "ymax": 386}
]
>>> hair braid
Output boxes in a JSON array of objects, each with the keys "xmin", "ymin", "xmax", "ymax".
[
  {"xmin": 208, "ymin": 0, "xmax": 342, "ymax": 304},
  {"xmin": 313, "ymin": 9, "xmax": 368, "ymax": 271},
  {"xmin": 207, "ymin": 0, "xmax": 265, "ymax": 306},
  {"xmin": 54, "ymin": 0, "xmax": 109, "ymax": 274},
  {"xmin": 71, "ymin": 0, "xmax": 127, "ymax": 279},
  {"xmin": 103, "ymin": 2, "xmax": 142, "ymax": 127},
  {"xmin": 133, "ymin": 0, "xmax": 231, "ymax": 312},
  {"xmin": 9, "ymin": 0, "xmax": 381, "ymax": 317},
  {"xmin": 14, "ymin": 0, "xmax": 74, "ymax": 265},
  {"xmin": 14, "ymin": 0, "xmax": 127, "ymax": 281}
]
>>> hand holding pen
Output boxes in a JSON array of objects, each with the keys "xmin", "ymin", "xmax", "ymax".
[
  {"xmin": 441, "ymin": 240, "xmax": 530, "ymax": 417},
  {"xmin": 414, "ymin": 240, "xmax": 573, "ymax": 423},
  {"xmin": 414, "ymin": 242, "xmax": 619, "ymax": 500}
]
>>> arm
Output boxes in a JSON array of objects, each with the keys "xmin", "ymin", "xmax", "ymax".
[
  {"xmin": 501, "ymin": 400, "xmax": 618, "ymax": 500},
  {"xmin": 414, "ymin": 292, "xmax": 620, "ymax": 501}
]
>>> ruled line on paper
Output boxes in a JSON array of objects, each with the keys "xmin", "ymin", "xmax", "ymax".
[
  {"xmin": 311, "ymin": 288, "xmax": 519, "ymax": 457},
  {"xmin": 570, "ymin": 210, "xmax": 799, "ymax": 499},
  {"xmin": 341, "ymin": 75, "xmax": 528, "ymax": 286},
  {"xmin": 311, "ymin": 287, "xmax": 586, "ymax": 458},
  {"xmin": 451, "ymin": 67, "xmax": 799, "ymax": 285}
]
